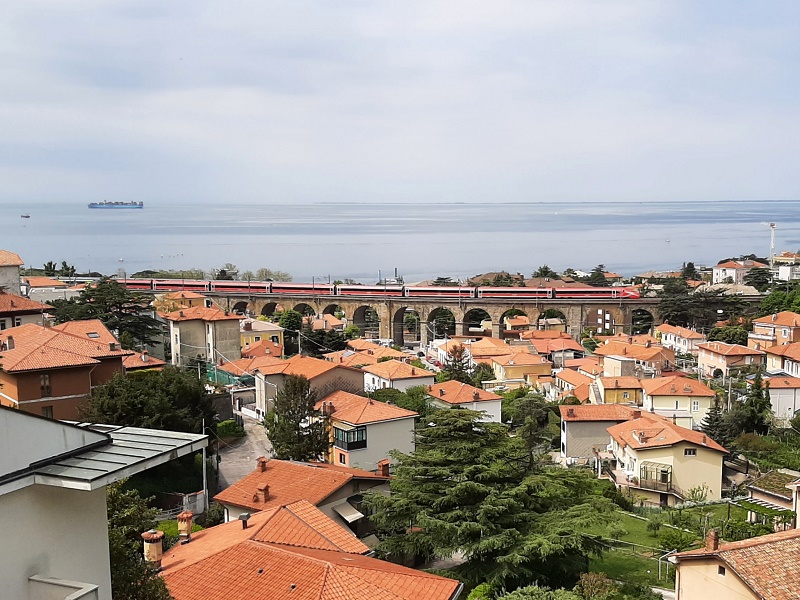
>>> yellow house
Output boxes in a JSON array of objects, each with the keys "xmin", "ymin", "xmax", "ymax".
[
  {"xmin": 491, "ymin": 353, "xmax": 552, "ymax": 389},
  {"xmin": 595, "ymin": 376, "xmax": 643, "ymax": 405},
  {"xmin": 606, "ymin": 413, "xmax": 726, "ymax": 506},
  {"xmin": 240, "ymin": 318, "xmax": 285, "ymax": 350},
  {"xmin": 671, "ymin": 528, "xmax": 800, "ymax": 600},
  {"xmin": 748, "ymin": 310, "xmax": 800, "ymax": 350},
  {"xmin": 641, "ymin": 376, "xmax": 718, "ymax": 430}
]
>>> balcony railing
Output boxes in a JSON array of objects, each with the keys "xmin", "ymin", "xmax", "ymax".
[
  {"xmin": 334, "ymin": 439, "xmax": 367, "ymax": 451},
  {"xmin": 748, "ymin": 332, "xmax": 776, "ymax": 342}
]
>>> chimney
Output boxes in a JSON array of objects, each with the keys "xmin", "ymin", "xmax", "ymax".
[
  {"xmin": 179, "ymin": 310, "xmax": 184, "ymax": 317},
  {"xmin": 257, "ymin": 483, "xmax": 270, "ymax": 502},
  {"xmin": 256, "ymin": 456, "xmax": 268, "ymax": 472},
  {"xmin": 672, "ymin": 414, "xmax": 677, "ymax": 425},
  {"xmin": 645, "ymin": 341, "xmax": 651, "ymax": 348},
  {"xmin": 141, "ymin": 529, "xmax": 165, "ymax": 569},
  {"xmin": 439, "ymin": 389, "xmax": 445, "ymax": 396},
  {"xmin": 567, "ymin": 408, "xmax": 575, "ymax": 417},
  {"xmin": 702, "ymin": 434, "xmax": 707, "ymax": 445},
  {"xmin": 141, "ymin": 350, "xmax": 149, "ymax": 362},
  {"xmin": 177, "ymin": 511, "xmax": 194, "ymax": 543},
  {"xmin": 5, "ymin": 336, "xmax": 14, "ymax": 350},
  {"xmin": 632, "ymin": 410, "xmax": 642, "ymax": 419},
  {"xmin": 244, "ymin": 321, "xmax": 252, "ymax": 331},
  {"xmin": 473, "ymin": 391, "xmax": 480, "ymax": 400},
  {"xmin": 411, "ymin": 367, "xmax": 416, "ymax": 375},
  {"xmin": 705, "ymin": 529, "xmax": 719, "ymax": 551},
  {"xmin": 772, "ymin": 313, "xmax": 778, "ymax": 322},
  {"xmin": 239, "ymin": 512, "xmax": 251, "ymax": 530},
  {"xmin": 377, "ymin": 459, "xmax": 390, "ymax": 477},
  {"xmin": 109, "ymin": 342, "xmax": 118, "ymax": 351}
]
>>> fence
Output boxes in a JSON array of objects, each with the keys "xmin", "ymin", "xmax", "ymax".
[{"xmin": 155, "ymin": 490, "xmax": 207, "ymax": 520}]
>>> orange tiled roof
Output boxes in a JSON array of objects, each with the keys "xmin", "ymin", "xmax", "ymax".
[
  {"xmin": 214, "ymin": 459, "xmax": 388, "ymax": 512},
  {"xmin": 492, "ymin": 353, "xmax": 551, "ymax": 367},
  {"xmin": 0, "ymin": 291, "xmax": 50, "ymax": 314},
  {"xmin": 753, "ymin": 311, "xmax": 800, "ymax": 328},
  {"xmin": 765, "ymin": 342, "xmax": 800, "ymax": 361},
  {"xmin": 570, "ymin": 383, "xmax": 591, "ymax": 402},
  {"xmin": 641, "ymin": 376, "xmax": 716, "ymax": 397},
  {"xmin": 519, "ymin": 330, "xmax": 573, "ymax": 340},
  {"xmin": 323, "ymin": 350, "xmax": 380, "ymax": 368},
  {"xmin": 315, "ymin": 390, "xmax": 417, "ymax": 424},
  {"xmin": 219, "ymin": 356, "xmax": 286, "ymax": 376},
  {"xmin": 504, "ymin": 315, "xmax": 530, "ymax": 326},
  {"xmin": 595, "ymin": 332, "xmax": 661, "ymax": 346},
  {"xmin": 346, "ymin": 338, "xmax": 384, "ymax": 352},
  {"xmin": 254, "ymin": 355, "xmax": 356, "ymax": 380},
  {"xmin": 598, "ymin": 376, "xmax": 642, "ymax": 390},
  {"xmin": 765, "ymin": 376, "xmax": 800, "ymax": 389},
  {"xmin": 673, "ymin": 528, "xmax": 800, "ymax": 600},
  {"xmin": 564, "ymin": 357, "xmax": 600, "ymax": 369},
  {"xmin": 556, "ymin": 368, "xmax": 593, "ymax": 388},
  {"xmin": 656, "ymin": 323, "xmax": 706, "ymax": 340},
  {"xmin": 0, "ymin": 250, "xmax": 24, "ymax": 266},
  {"xmin": 241, "ymin": 339, "xmax": 284, "ymax": 359},
  {"xmin": 715, "ymin": 260, "xmax": 767, "ymax": 269},
  {"xmin": 528, "ymin": 338, "xmax": 585, "ymax": 354},
  {"xmin": 164, "ymin": 306, "xmax": 242, "ymax": 322},
  {"xmin": 362, "ymin": 360, "xmax": 434, "ymax": 380},
  {"xmin": 303, "ymin": 314, "xmax": 345, "ymax": 330},
  {"xmin": 163, "ymin": 291, "xmax": 208, "ymax": 300},
  {"xmin": 123, "ymin": 352, "xmax": 166, "ymax": 370},
  {"xmin": 426, "ymin": 380, "xmax": 503, "ymax": 405},
  {"xmin": 559, "ymin": 404, "xmax": 639, "ymax": 422},
  {"xmin": 698, "ymin": 341, "xmax": 765, "ymax": 356},
  {"xmin": 607, "ymin": 415, "xmax": 726, "ymax": 453},
  {"xmin": 594, "ymin": 341, "xmax": 674, "ymax": 363},
  {"xmin": 24, "ymin": 276, "xmax": 68, "ymax": 288}
]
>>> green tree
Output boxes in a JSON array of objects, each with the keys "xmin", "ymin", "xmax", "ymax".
[
  {"xmin": 343, "ymin": 324, "xmax": 360, "ymax": 339},
  {"xmin": 59, "ymin": 260, "xmax": 76, "ymax": 278},
  {"xmin": 255, "ymin": 267, "xmax": 292, "ymax": 282},
  {"xmin": 82, "ymin": 367, "xmax": 216, "ymax": 433},
  {"xmin": 265, "ymin": 375, "xmax": 330, "ymax": 461},
  {"xmin": 371, "ymin": 385, "xmax": 430, "ymax": 417},
  {"xmin": 700, "ymin": 398, "xmax": 729, "ymax": 448},
  {"xmin": 279, "ymin": 309, "xmax": 303, "ymax": 356},
  {"xmin": 472, "ymin": 363, "xmax": 495, "ymax": 388},
  {"xmin": 504, "ymin": 393, "xmax": 557, "ymax": 467},
  {"xmin": 500, "ymin": 587, "xmax": 581, "ymax": 600},
  {"xmin": 573, "ymin": 572, "xmax": 616, "ymax": 600},
  {"xmin": 707, "ymin": 326, "xmax": 749, "ymax": 346},
  {"xmin": 440, "ymin": 343, "xmax": 473, "ymax": 384},
  {"xmin": 48, "ymin": 278, "xmax": 163, "ymax": 348},
  {"xmin": 731, "ymin": 370, "xmax": 772, "ymax": 436},
  {"xmin": 432, "ymin": 276, "xmax": 457, "ymax": 286},
  {"xmin": 681, "ymin": 261, "xmax": 700, "ymax": 281},
  {"xmin": 658, "ymin": 528, "xmax": 695, "ymax": 552},
  {"xmin": 587, "ymin": 265, "xmax": 609, "ymax": 287},
  {"xmin": 106, "ymin": 481, "xmax": 171, "ymax": 600},
  {"xmin": 532, "ymin": 265, "xmax": 561, "ymax": 279},
  {"xmin": 759, "ymin": 283, "xmax": 800, "ymax": 316},
  {"xmin": 365, "ymin": 409, "xmax": 613, "ymax": 591},
  {"xmin": 43, "ymin": 260, "xmax": 57, "ymax": 276},
  {"xmin": 658, "ymin": 279, "xmax": 746, "ymax": 331},
  {"xmin": 743, "ymin": 267, "xmax": 773, "ymax": 292}
]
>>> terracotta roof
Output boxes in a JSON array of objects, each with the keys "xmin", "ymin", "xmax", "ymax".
[
  {"xmin": 556, "ymin": 369, "xmax": 593, "ymax": 388},
  {"xmin": 559, "ymin": 404, "xmax": 639, "ymax": 422},
  {"xmin": 426, "ymin": 381, "xmax": 502, "ymax": 405},
  {"xmin": 303, "ymin": 314, "xmax": 345, "ymax": 330},
  {"xmin": 255, "ymin": 356, "xmax": 355, "ymax": 380},
  {"xmin": 241, "ymin": 339, "xmax": 284, "ymax": 359},
  {"xmin": 0, "ymin": 291, "xmax": 50, "ymax": 314},
  {"xmin": 214, "ymin": 459, "xmax": 388, "ymax": 512},
  {"xmin": 164, "ymin": 306, "xmax": 243, "ymax": 322},
  {"xmin": 492, "ymin": 353, "xmax": 551, "ymax": 367},
  {"xmin": 0, "ymin": 321, "xmax": 131, "ymax": 372},
  {"xmin": 564, "ymin": 357, "xmax": 600, "ymax": 369},
  {"xmin": 362, "ymin": 360, "xmax": 434, "ymax": 381},
  {"xmin": 715, "ymin": 259, "xmax": 767, "ymax": 269},
  {"xmin": 607, "ymin": 415, "xmax": 726, "ymax": 453},
  {"xmin": 24, "ymin": 276, "xmax": 68, "ymax": 288},
  {"xmin": 240, "ymin": 319, "xmax": 284, "ymax": 333},
  {"xmin": 747, "ymin": 470, "xmax": 797, "ymax": 500},
  {"xmin": 519, "ymin": 330, "xmax": 573, "ymax": 340},
  {"xmin": 528, "ymin": 338, "xmax": 585, "ymax": 354},
  {"xmin": 595, "ymin": 333, "xmax": 660, "ymax": 346},
  {"xmin": 315, "ymin": 390, "xmax": 417, "ymax": 424},
  {"xmin": 697, "ymin": 341, "xmax": 765, "ymax": 356},
  {"xmin": 765, "ymin": 376, "xmax": 800, "ymax": 389},
  {"xmin": 753, "ymin": 311, "xmax": 800, "ymax": 328},
  {"xmin": 163, "ymin": 537, "xmax": 460, "ymax": 600},
  {"xmin": 594, "ymin": 341, "xmax": 674, "ymax": 363},
  {"xmin": 0, "ymin": 250, "xmax": 24, "ymax": 266},
  {"xmin": 656, "ymin": 323, "xmax": 706, "ymax": 340},
  {"xmin": 219, "ymin": 356, "xmax": 286, "ymax": 376},
  {"xmin": 569, "ymin": 383, "xmax": 591, "ymax": 402},
  {"xmin": 347, "ymin": 339, "xmax": 384, "ymax": 352},
  {"xmin": 673, "ymin": 528, "xmax": 800, "ymax": 600},
  {"xmin": 163, "ymin": 291, "xmax": 208, "ymax": 300},
  {"xmin": 764, "ymin": 343, "xmax": 800, "ymax": 361},
  {"xmin": 357, "ymin": 346, "xmax": 407, "ymax": 360},
  {"xmin": 123, "ymin": 352, "xmax": 166, "ymax": 370},
  {"xmin": 641, "ymin": 376, "xmax": 716, "ymax": 397},
  {"xmin": 504, "ymin": 316, "xmax": 530, "ymax": 327},
  {"xmin": 598, "ymin": 376, "xmax": 642, "ymax": 390},
  {"xmin": 323, "ymin": 350, "xmax": 380, "ymax": 368}
]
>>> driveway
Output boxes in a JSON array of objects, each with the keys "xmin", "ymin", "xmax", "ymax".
[{"xmin": 217, "ymin": 414, "xmax": 273, "ymax": 491}]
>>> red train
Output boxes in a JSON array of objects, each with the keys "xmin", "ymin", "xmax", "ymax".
[{"xmin": 118, "ymin": 279, "xmax": 641, "ymax": 300}]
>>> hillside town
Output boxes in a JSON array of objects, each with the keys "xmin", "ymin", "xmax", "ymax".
[{"xmin": 5, "ymin": 247, "xmax": 800, "ymax": 600}]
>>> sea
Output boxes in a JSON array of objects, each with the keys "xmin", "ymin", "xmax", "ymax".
[{"xmin": 2, "ymin": 200, "xmax": 799, "ymax": 283}]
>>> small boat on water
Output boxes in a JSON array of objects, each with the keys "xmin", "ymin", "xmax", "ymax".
[
  {"xmin": 20, "ymin": 214, "xmax": 30, "ymax": 218},
  {"xmin": 88, "ymin": 201, "xmax": 144, "ymax": 209}
]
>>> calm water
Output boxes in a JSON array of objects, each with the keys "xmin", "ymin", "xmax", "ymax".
[{"xmin": 2, "ymin": 200, "xmax": 799, "ymax": 282}]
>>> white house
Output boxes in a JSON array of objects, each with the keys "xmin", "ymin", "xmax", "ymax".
[
  {"xmin": 763, "ymin": 376, "xmax": 800, "ymax": 425},
  {"xmin": 712, "ymin": 259, "xmax": 767, "ymax": 285},
  {"xmin": 426, "ymin": 380, "xmax": 504, "ymax": 423},
  {"xmin": 656, "ymin": 323, "xmax": 706, "ymax": 356},
  {"xmin": 362, "ymin": 360, "xmax": 435, "ymax": 392},
  {"xmin": 0, "ymin": 405, "xmax": 207, "ymax": 600}
]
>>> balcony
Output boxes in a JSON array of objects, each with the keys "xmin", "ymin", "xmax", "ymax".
[
  {"xmin": 748, "ymin": 332, "xmax": 776, "ymax": 342},
  {"xmin": 603, "ymin": 462, "xmax": 687, "ymax": 500},
  {"xmin": 334, "ymin": 438, "xmax": 367, "ymax": 451}
]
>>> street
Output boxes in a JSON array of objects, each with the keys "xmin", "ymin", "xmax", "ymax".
[{"xmin": 216, "ymin": 414, "xmax": 273, "ymax": 491}]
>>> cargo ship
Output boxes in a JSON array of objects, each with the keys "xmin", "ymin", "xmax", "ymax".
[{"xmin": 88, "ymin": 201, "xmax": 144, "ymax": 209}]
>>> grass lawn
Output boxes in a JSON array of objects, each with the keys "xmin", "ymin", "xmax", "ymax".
[
  {"xmin": 590, "ymin": 552, "xmax": 675, "ymax": 590},
  {"xmin": 582, "ymin": 510, "xmax": 663, "ymax": 548}
]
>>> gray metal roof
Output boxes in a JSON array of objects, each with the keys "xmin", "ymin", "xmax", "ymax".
[{"xmin": 32, "ymin": 424, "xmax": 208, "ymax": 491}]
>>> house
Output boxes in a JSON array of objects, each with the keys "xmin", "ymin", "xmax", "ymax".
[
  {"xmin": 164, "ymin": 306, "xmax": 243, "ymax": 367},
  {"xmin": 656, "ymin": 323, "xmax": 706, "ymax": 356},
  {"xmin": 362, "ymin": 360, "xmax": 435, "ymax": 393},
  {"xmin": 526, "ymin": 337, "xmax": 585, "ymax": 367},
  {"xmin": 503, "ymin": 314, "xmax": 531, "ymax": 332},
  {"xmin": 214, "ymin": 457, "xmax": 390, "ymax": 538},
  {"xmin": 0, "ymin": 290, "xmax": 50, "ymax": 330},
  {"xmin": 0, "ymin": 249, "xmax": 24, "ymax": 295},
  {"xmin": 426, "ymin": 381, "xmax": 503, "ymax": 423},
  {"xmin": 641, "ymin": 376, "xmax": 718, "ymax": 430},
  {"xmin": 323, "ymin": 349, "xmax": 380, "ymax": 368},
  {"xmin": 594, "ymin": 341, "xmax": 675, "ymax": 376},
  {"xmin": 240, "ymin": 317, "xmax": 285, "ymax": 351},
  {"xmin": 748, "ymin": 311, "xmax": 800, "ymax": 350},
  {"xmin": 594, "ymin": 377, "xmax": 643, "ymax": 405},
  {"xmin": 123, "ymin": 350, "xmax": 167, "ymax": 372},
  {"xmin": 764, "ymin": 342, "xmax": 800, "ymax": 377},
  {"xmin": 160, "ymin": 498, "xmax": 463, "ymax": 600},
  {"xmin": 763, "ymin": 376, "xmax": 800, "ymax": 424},
  {"xmin": 154, "ymin": 290, "xmax": 211, "ymax": 312},
  {"xmin": 671, "ymin": 528, "xmax": 800, "ymax": 600},
  {"xmin": 23, "ymin": 276, "xmax": 78, "ymax": 303},
  {"xmin": 490, "ymin": 353, "xmax": 552, "ymax": 390},
  {"xmin": 0, "ymin": 320, "xmax": 132, "ymax": 420},
  {"xmin": 605, "ymin": 414, "xmax": 726, "ymax": 506},
  {"xmin": 303, "ymin": 313, "xmax": 345, "ymax": 331},
  {"xmin": 697, "ymin": 342, "xmax": 765, "ymax": 379},
  {"xmin": 241, "ymin": 338, "xmax": 284, "ymax": 359},
  {"xmin": 712, "ymin": 259, "xmax": 767, "ymax": 285},
  {"xmin": 603, "ymin": 272, "xmax": 624, "ymax": 283},
  {"xmin": 315, "ymin": 390, "xmax": 417, "ymax": 470},
  {"xmin": 0, "ymin": 405, "xmax": 206, "ymax": 600},
  {"xmin": 559, "ymin": 404, "xmax": 639, "ymax": 461},
  {"xmin": 745, "ymin": 469, "xmax": 798, "ymax": 529},
  {"xmin": 552, "ymin": 368, "xmax": 593, "ymax": 402}
]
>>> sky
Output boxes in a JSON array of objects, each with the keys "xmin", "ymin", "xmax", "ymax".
[{"xmin": 2, "ymin": 1, "xmax": 800, "ymax": 205}]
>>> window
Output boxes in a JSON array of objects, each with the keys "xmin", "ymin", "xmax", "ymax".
[
  {"xmin": 718, "ymin": 566, "xmax": 726, "ymax": 576},
  {"xmin": 87, "ymin": 332, "xmax": 100, "ymax": 339},
  {"xmin": 622, "ymin": 392, "xmax": 630, "ymax": 399},
  {"xmin": 782, "ymin": 328, "xmax": 790, "ymax": 338},
  {"xmin": 684, "ymin": 448, "xmax": 697, "ymax": 456},
  {"xmin": 254, "ymin": 336, "xmax": 261, "ymax": 341},
  {"xmin": 41, "ymin": 406, "xmax": 53, "ymax": 419},
  {"xmin": 338, "ymin": 452, "xmax": 346, "ymax": 465},
  {"xmin": 334, "ymin": 426, "xmax": 367, "ymax": 451},
  {"xmin": 0, "ymin": 319, "xmax": 6, "ymax": 330},
  {"xmin": 271, "ymin": 336, "xmax": 279, "ymax": 343},
  {"xmin": 691, "ymin": 399, "xmax": 700, "ymax": 412},
  {"xmin": 40, "ymin": 374, "xmax": 51, "ymax": 397},
  {"xmin": 14, "ymin": 317, "xmax": 22, "ymax": 327}
]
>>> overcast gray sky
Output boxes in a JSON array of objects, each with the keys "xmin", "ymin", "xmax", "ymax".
[{"xmin": 2, "ymin": 1, "xmax": 799, "ymax": 205}]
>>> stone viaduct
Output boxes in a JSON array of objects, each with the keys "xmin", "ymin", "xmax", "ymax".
[{"xmin": 205, "ymin": 291, "xmax": 671, "ymax": 346}]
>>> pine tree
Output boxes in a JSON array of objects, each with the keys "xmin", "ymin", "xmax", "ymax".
[
  {"xmin": 441, "ymin": 343, "xmax": 473, "ymax": 384},
  {"xmin": 587, "ymin": 264, "xmax": 609, "ymax": 287},
  {"xmin": 700, "ymin": 398, "xmax": 729, "ymax": 448},
  {"xmin": 265, "ymin": 374, "xmax": 330, "ymax": 461},
  {"xmin": 742, "ymin": 370, "xmax": 772, "ymax": 436}
]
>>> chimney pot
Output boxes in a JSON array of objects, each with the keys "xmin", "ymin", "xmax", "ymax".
[
  {"xmin": 411, "ymin": 367, "xmax": 416, "ymax": 375},
  {"xmin": 256, "ymin": 456, "xmax": 268, "ymax": 472},
  {"xmin": 6, "ymin": 336, "xmax": 14, "ymax": 350},
  {"xmin": 257, "ymin": 483, "xmax": 270, "ymax": 501},
  {"xmin": 377, "ymin": 459, "xmax": 390, "ymax": 477},
  {"xmin": 141, "ymin": 529, "xmax": 165, "ymax": 569},
  {"xmin": 177, "ymin": 511, "xmax": 194, "ymax": 542},
  {"xmin": 706, "ymin": 529, "xmax": 719, "ymax": 551},
  {"xmin": 632, "ymin": 410, "xmax": 642, "ymax": 419},
  {"xmin": 567, "ymin": 408, "xmax": 575, "ymax": 417},
  {"xmin": 239, "ymin": 512, "xmax": 251, "ymax": 529},
  {"xmin": 439, "ymin": 389, "xmax": 445, "ymax": 396}
]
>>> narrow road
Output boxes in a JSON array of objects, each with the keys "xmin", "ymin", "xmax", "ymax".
[{"xmin": 217, "ymin": 415, "xmax": 273, "ymax": 491}]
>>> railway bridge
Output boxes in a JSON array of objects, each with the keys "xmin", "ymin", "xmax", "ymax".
[{"xmin": 204, "ymin": 291, "xmax": 676, "ymax": 346}]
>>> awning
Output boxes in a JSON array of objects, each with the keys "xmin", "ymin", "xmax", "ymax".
[{"xmin": 333, "ymin": 503, "xmax": 365, "ymax": 523}]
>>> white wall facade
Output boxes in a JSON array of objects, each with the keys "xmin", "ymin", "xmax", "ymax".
[
  {"xmin": 0, "ymin": 264, "xmax": 21, "ymax": 295},
  {"xmin": 429, "ymin": 398, "xmax": 502, "ymax": 423},
  {"xmin": 769, "ymin": 387, "xmax": 800, "ymax": 424},
  {"xmin": 340, "ymin": 417, "xmax": 416, "ymax": 471},
  {"xmin": 364, "ymin": 373, "xmax": 435, "ymax": 393}
]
